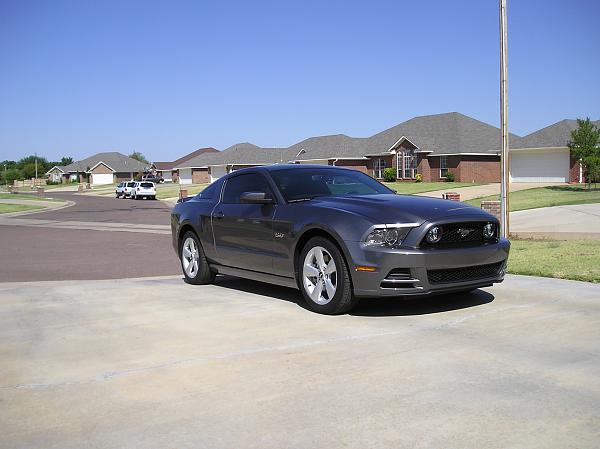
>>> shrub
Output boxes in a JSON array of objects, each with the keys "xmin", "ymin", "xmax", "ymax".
[
  {"xmin": 445, "ymin": 172, "xmax": 455, "ymax": 182},
  {"xmin": 383, "ymin": 167, "xmax": 396, "ymax": 182},
  {"xmin": 415, "ymin": 173, "xmax": 423, "ymax": 183}
]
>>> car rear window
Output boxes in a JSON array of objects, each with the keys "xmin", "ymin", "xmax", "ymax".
[{"xmin": 140, "ymin": 182, "xmax": 154, "ymax": 188}]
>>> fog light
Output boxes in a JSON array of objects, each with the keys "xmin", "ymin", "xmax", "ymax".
[
  {"xmin": 426, "ymin": 226, "xmax": 442, "ymax": 244},
  {"xmin": 483, "ymin": 223, "xmax": 496, "ymax": 239}
]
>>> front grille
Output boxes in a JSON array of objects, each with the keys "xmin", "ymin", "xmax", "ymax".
[
  {"xmin": 420, "ymin": 222, "xmax": 496, "ymax": 248},
  {"xmin": 427, "ymin": 262, "xmax": 504, "ymax": 285}
]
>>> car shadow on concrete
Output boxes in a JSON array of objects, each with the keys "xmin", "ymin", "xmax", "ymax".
[{"xmin": 212, "ymin": 275, "xmax": 495, "ymax": 317}]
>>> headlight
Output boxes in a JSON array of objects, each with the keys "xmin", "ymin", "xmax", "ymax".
[
  {"xmin": 483, "ymin": 223, "xmax": 496, "ymax": 239},
  {"xmin": 364, "ymin": 227, "xmax": 411, "ymax": 247},
  {"xmin": 426, "ymin": 226, "xmax": 442, "ymax": 244}
]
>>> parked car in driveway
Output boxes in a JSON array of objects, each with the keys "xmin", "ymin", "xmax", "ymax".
[
  {"xmin": 170, "ymin": 165, "xmax": 510, "ymax": 314},
  {"xmin": 116, "ymin": 181, "xmax": 136, "ymax": 198},
  {"xmin": 132, "ymin": 181, "xmax": 156, "ymax": 200}
]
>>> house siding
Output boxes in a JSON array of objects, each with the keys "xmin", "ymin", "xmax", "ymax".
[
  {"xmin": 192, "ymin": 168, "xmax": 210, "ymax": 184},
  {"xmin": 90, "ymin": 164, "xmax": 113, "ymax": 175},
  {"xmin": 456, "ymin": 155, "xmax": 501, "ymax": 182},
  {"xmin": 333, "ymin": 159, "xmax": 369, "ymax": 174}
]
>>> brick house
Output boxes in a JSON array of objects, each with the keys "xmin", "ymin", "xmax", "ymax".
[
  {"xmin": 173, "ymin": 112, "xmax": 598, "ymax": 184},
  {"xmin": 55, "ymin": 152, "xmax": 149, "ymax": 185},
  {"xmin": 151, "ymin": 147, "xmax": 218, "ymax": 183}
]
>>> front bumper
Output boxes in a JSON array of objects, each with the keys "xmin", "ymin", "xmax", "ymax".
[{"xmin": 345, "ymin": 239, "xmax": 510, "ymax": 297}]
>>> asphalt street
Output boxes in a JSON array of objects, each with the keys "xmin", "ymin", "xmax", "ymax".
[
  {"xmin": 1, "ymin": 274, "xmax": 599, "ymax": 449},
  {"xmin": 27, "ymin": 192, "xmax": 172, "ymax": 225},
  {"xmin": 0, "ymin": 192, "xmax": 179, "ymax": 281}
]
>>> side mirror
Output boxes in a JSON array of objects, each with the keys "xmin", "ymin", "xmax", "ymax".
[{"xmin": 240, "ymin": 191, "xmax": 274, "ymax": 204}]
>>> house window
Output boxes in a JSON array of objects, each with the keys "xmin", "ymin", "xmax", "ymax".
[
  {"xmin": 374, "ymin": 158, "xmax": 386, "ymax": 178},
  {"xmin": 440, "ymin": 156, "xmax": 448, "ymax": 178},
  {"xmin": 403, "ymin": 152, "xmax": 417, "ymax": 179}
]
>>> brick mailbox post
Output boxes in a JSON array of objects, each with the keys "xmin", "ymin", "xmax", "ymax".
[
  {"xmin": 481, "ymin": 200, "xmax": 501, "ymax": 220},
  {"xmin": 179, "ymin": 189, "xmax": 188, "ymax": 200},
  {"xmin": 36, "ymin": 187, "xmax": 45, "ymax": 196},
  {"xmin": 442, "ymin": 192, "xmax": 461, "ymax": 201},
  {"xmin": 77, "ymin": 184, "xmax": 84, "ymax": 192}
]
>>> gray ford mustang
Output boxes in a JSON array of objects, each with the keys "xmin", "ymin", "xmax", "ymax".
[{"xmin": 171, "ymin": 164, "xmax": 510, "ymax": 314}]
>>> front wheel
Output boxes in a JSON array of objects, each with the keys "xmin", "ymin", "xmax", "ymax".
[
  {"xmin": 298, "ymin": 237, "xmax": 358, "ymax": 314},
  {"xmin": 180, "ymin": 231, "xmax": 215, "ymax": 285}
]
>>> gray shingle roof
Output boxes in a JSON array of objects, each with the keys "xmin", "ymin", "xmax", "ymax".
[
  {"xmin": 177, "ymin": 143, "xmax": 297, "ymax": 168},
  {"xmin": 174, "ymin": 113, "xmax": 599, "ymax": 169},
  {"xmin": 63, "ymin": 152, "xmax": 149, "ymax": 173},
  {"xmin": 518, "ymin": 119, "xmax": 600, "ymax": 148}
]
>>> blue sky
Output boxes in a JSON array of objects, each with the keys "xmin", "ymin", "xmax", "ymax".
[{"xmin": 1, "ymin": 0, "xmax": 599, "ymax": 162}]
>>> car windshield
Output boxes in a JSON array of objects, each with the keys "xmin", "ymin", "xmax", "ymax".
[
  {"xmin": 127, "ymin": 182, "xmax": 135, "ymax": 187},
  {"xmin": 270, "ymin": 168, "xmax": 394, "ymax": 202},
  {"xmin": 140, "ymin": 182, "xmax": 154, "ymax": 188}
]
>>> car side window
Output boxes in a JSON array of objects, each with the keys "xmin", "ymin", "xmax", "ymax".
[{"xmin": 222, "ymin": 173, "xmax": 274, "ymax": 204}]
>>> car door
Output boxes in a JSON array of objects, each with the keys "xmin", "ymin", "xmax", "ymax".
[{"xmin": 211, "ymin": 172, "xmax": 277, "ymax": 274}]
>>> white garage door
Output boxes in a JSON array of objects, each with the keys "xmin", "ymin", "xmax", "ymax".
[
  {"xmin": 210, "ymin": 165, "xmax": 227, "ymax": 182},
  {"xmin": 510, "ymin": 148, "xmax": 569, "ymax": 182},
  {"xmin": 91, "ymin": 173, "xmax": 114, "ymax": 185},
  {"xmin": 179, "ymin": 168, "xmax": 192, "ymax": 185}
]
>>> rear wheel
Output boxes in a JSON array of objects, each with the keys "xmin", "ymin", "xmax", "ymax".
[
  {"xmin": 180, "ymin": 231, "xmax": 215, "ymax": 285},
  {"xmin": 298, "ymin": 237, "xmax": 358, "ymax": 314}
]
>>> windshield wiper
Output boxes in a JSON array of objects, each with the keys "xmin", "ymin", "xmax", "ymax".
[{"xmin": 288, "ymin": 197, "xmax": 313, "ymax": 203}]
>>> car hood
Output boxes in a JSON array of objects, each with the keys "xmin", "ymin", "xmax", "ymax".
[{"xmin": 312, "ymin": 194, "xmax": 493, "ymax": 224}]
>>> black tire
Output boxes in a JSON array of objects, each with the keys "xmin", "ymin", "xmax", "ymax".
[
  {"xmin": 298, "ymin": 236, "xmax": 359, "ymax": 314},
  {"xmin": 179, "ymin": 231, "xmax": 215, "ymax": 285}
]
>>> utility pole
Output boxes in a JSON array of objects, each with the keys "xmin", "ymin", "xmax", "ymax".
[
  {"xmin": 499, "ymin": 0, "xmax": 510, "ymax": 238},
  {"xmin": 35, "ymin": 152, "xmax": 38, "ymax": 185},
  {"xmin": 3, "ymin": 164, "xmax": 6, "ymax": 187}
]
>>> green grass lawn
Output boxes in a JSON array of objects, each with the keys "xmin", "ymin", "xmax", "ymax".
[
  {"xmin": 508, "ymin": 239, "xmax": 600, "ymax": 283},
  {"xmin": 467, "ymin": 185, "xmax": 600, "ymax": 211},
  {"xmin": 0, "ymin": 203, "xmax": 45, "ymax": 214},
  {"xmin": 383, "ymin": 181, "xmax": 483, "ymax": 195},
  {"xmin": 155, "ymin": 184, "xmax": 208, "ymax": 200},
  {"xmin": 0, "ymin": 193, "xmax": 64, "ymax": 202}
]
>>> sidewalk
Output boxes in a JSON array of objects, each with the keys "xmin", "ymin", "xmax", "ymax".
[{"xmin": 417, "ymin": 182, "xmax": 564, "ymax": 201}]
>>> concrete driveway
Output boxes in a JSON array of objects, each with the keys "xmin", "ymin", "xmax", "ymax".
[
  {"xmin": 1, "ymin": 274, "xmax": 598, "ymax": 449},
  {"xmin": 511, "ymin": 203, "xmax": 600, "ymax": 240}
]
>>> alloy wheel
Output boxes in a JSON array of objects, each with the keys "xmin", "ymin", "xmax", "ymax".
[
  {"xmin": 182, "ymin": 237, "xmax": 199, "ymax": 278},
  {"xmin": 302, "ymin": 246, "xmax": 337, "ymax": 305}
]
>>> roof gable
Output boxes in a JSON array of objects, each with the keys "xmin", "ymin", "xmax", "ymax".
[{"xmin": 518, "ymin": 119, "xmax": 600, "ymax": 148}]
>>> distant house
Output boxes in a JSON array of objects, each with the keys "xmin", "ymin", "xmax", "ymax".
[
  {"xmin": 56, "ymin": 152, "xmax": 150, "ymax": 185},
  {"xmin": 510, "ymin": 119, "xmax": 599, "ymax": 183},
  {"xmin": 151, "ymin": 147, "xmax": 218, "ymax": 182},
  {"xmin": 45, "ymin": 165, "xmax": 67, "ymax": 183}
]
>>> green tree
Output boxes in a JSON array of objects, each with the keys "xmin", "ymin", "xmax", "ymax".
[
  {"xmin": 16, "ymin": 155, "xmax": 50, "ymax": 176},
  {"xmin": 1, "ymin": 160, "xmax": 17, "ymax": 170},
  {"xmin": 568, "ymin": 118, "xmax": 600, "ymax": 190},
  {"xmin": 60, "ymin": 156, "xmax": 73, "ymax": 165},
  {"xmin": 21, "ymin": 163, "xmax": 38, "ymax": 179},
  {"xmin": 129, "ymin": 151, "xmax": 149, "ymax": 164},
  {"xmin": 3, "ymin": 169, "xmax": 22, "ymax": 185}
]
